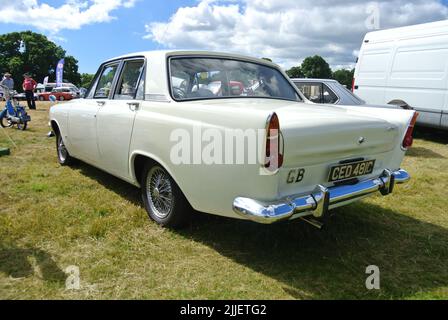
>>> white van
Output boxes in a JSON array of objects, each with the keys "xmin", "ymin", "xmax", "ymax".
[{"xmin": 353, "ymin": 20, "xmax": 448, "ymax": 130}]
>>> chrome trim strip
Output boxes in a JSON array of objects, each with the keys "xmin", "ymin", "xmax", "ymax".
[
  {"xmin": 145, "ymin": 94, "xmax": 171, "ymax": 102},
  {"xmin": 233, "ymin": 169, "xmax": 410, "ymax": 224}
]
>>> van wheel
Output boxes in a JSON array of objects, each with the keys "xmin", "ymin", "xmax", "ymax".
[{"xmin": 141, "ymin": 163, "xmax": 191, "ymax": 228}]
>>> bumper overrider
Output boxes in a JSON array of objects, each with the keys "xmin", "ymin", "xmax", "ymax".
[{"xmin": 233, "ymin": 169, "xmax": 410, "ymax": 224}]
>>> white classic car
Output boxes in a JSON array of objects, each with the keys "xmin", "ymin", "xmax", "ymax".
[{"xmin": 49, "ymin": 51, "xmax": 417, "ymax": 228}]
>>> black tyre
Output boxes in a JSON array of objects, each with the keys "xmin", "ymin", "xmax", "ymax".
[
  {"xmin": 141, "ymin": 163, "xmax": 191, "ymax": 228},
  {"xmin": 0, "ymin": 116, "xmax": 13, "ymax": 128},
  {"xmin": 17, "ymin": 121, "xmax": 27, "ymax": 131},
  {"xmin": 56, "ymin": 132, "xmax": 73, "ymax": 165},
  {"xmin": 59, "ymin": 96, "xmax": 65, "ymax": 101}
]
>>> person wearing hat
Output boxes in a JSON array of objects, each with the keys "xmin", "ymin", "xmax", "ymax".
[
  {"xmin": 22, "ymin": 73, "xmax": 37, "ymax": 110},
  {"xmin": 0, "ymin": 72, "xmax": 14, "ymax": 91}
]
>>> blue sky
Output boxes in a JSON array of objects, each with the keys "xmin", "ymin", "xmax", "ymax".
[
  {"xmin": 0, "ymin": 0, "xmax": 198, "ymax": 73},
  {"xmin": 1, "ymin": 0, "xmax": 447, "ymax": 74}
]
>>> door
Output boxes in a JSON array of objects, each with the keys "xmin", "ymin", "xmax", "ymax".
[
  {"xmin": 96, "ymin": 58, "xmax": 145, "ymax": 178},
  {"xmin": 68, "ymin": 62, "xmax": 120, "ymax": 164}
]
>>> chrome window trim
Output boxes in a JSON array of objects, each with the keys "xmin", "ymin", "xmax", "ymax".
[{"xmin": 166, "ymin": 55, "xmax": 302, "ymax": 103}]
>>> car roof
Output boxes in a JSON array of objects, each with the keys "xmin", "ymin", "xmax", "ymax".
[
  {"xmin": 105, "ymin": 50, "xmax": 280, "ymax": 68},
  {"xmin": 290, "ymin": 78, "xmax": 338, "ymax": 83}
]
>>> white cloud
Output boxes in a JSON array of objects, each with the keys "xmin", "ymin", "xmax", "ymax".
[
  {"xmin": 0, "ymin": 0, "xmax": 137, "ymax": 33},
  {"xmin": 145, "ymin": 0, "xmax": 448, "ymax": 69}
]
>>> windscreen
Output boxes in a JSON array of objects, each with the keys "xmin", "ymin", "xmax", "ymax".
[{"xmin": 169, "ymin": 57, "xmax": 300, "ymax": 102}]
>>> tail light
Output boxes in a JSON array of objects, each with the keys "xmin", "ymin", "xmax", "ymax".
[
  {"xmin": 402, "ymin": 112, "xmax": 419, "ymax": 149},
  {"xmin": 351, "ymin": 78, "xmax": 356, "ymax": 92},
  {"xmin": 264, "ymin": 112, "xmax": 283, "ymax": 172}
]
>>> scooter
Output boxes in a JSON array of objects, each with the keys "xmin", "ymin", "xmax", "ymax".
[{"xmin": 0, "ymin": 85, "xmax": 31, "ymax": 131}]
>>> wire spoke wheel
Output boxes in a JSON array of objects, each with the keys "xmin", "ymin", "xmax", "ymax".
[
  {"xmin": 58, "ymin": 135, "xmax": 68, "ymax": 163},
  {"xmin": 146, "ymin": 167, "xmax": 174, "ymax": 219}
]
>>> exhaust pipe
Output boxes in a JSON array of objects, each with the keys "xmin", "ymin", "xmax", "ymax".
[{"xmin": 300, "ymin": 216, "xmax": 324, "ymax": 229}]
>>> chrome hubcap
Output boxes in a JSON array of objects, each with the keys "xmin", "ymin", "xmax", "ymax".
[
  {"xmin": 146, "ymin": 167, "xmax": 173, "ymax": 219},
  {"xmin": 58, "ymin": 137, "xmax": 67, "ymax": 162}
]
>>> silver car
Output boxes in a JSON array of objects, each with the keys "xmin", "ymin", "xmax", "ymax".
[{"xmin": 292, "ymin": 78, "xmax": 403, "ymax": 109}]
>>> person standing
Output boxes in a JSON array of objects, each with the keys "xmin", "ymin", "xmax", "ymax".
[
  {"xmin": 0, "ymin": 72, "xmax": 14, "ymax": 91},
  {"xmin": 22, "ymin": 73, "xmax": 37, "ymax": 110}
]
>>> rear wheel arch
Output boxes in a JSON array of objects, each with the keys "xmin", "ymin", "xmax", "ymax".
[
  {"xmin": 388, "ymin": 99, "xmax": 413, "ymax": 110},
  {"xmin": 131, "ymin": 153, "xmax": 183, "ymax": 192},
  {"xmin": 133, "ymin": 153, "xmax": 193, "ymax": 228},
  {"xmin": 50, "ymin": 120, "xmax": 61, "ymax": 135}
]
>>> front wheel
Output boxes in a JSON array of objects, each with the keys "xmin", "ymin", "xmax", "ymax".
[
  {"xmin": 56, "ymin": 133, "xmax": 73, "ymax": 165},
  {"xmin": 59, "ymin": 96, "xmax": 65, "ymax": 101},
  {"xmin": 141, "ymin": 163, "xmax": 191, "ymax": 228},
  {"xmin": 0, "ymin": 116, "xmax": 13, "ymax": 128}
]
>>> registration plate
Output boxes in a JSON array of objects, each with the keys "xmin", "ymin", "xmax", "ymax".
[{"xmin": 328, "ymin": 160, "xmax": 376, "ymax": 183}]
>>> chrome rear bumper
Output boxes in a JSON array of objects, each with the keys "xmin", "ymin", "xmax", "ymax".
[{"xmin": 233, "ymin": 169, "xmax": 410, "ymax": 224}]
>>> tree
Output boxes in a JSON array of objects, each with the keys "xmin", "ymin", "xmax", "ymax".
[
  {"xmin": 300, "ymin": 55, "xmax": 333, "ymax": 79},
  {"xmin": 0, "ymin": 31, "xmax": 81, "ymax": 91},
  {"xmin": 333, "ymin": 69, "xmax": 355, "ymax": 89},
  {"xmin": 63, "ymin": 56, "xmax": 82, "ymax": 87},
  {"xmin": 286, "ymin": 66, "xmax": 304, "ymax": 78},
  {"xmin": 80, "ymin": 73, "xmax": 95, "ymax": 89}
]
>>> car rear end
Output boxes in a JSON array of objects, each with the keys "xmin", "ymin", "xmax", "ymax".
[{"xmin": 233, "ymin": 103, "xmax": 417, "ymax": 226}]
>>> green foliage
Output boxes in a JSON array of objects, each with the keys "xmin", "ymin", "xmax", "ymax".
[
  {"xmin": 333, "ymin": 69, "xmax": 355, "ymax": 89},
  {"xmin": 63, "ymin": 56, "xmax": 81, "ymax": 87},
  {"xmin": 300, "ymin": 55, "xmax": 333, "ymax": 79},
  {"xmin": 0, "ymin": 31, "xmax": 81, "ymax": 90},
  {"xmin": 286, "ymin": 66, "xmax": 304, "ymax": 78},
  {"xmin": 80, "ymin": 73, "xmax": 95, "ymax": 89},
  {"xmin": 261, "ymin": 57, "xmax": 273, "ymax": 62}
]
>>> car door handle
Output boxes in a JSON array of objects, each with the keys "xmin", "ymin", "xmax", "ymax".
[
  {"xmin": 127, "ymin": 102, "xmax": 140, "ymax": 111},
  {"xmin": 96, "ymin": 101, "xmax": 106, "ymax": 106}
]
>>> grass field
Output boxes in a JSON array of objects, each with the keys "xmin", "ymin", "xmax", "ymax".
[{"xmin": 0, "ymin": 102, "xmax": 447, "ymax": 300}]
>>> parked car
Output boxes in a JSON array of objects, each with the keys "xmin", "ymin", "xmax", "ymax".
[
  {"xmin": 49, "ymin": 50, "xmax": 416, "ymax": 228},
  {"xmin": 14, "ymin": 92, "xmax": 38, "ymax": 101},
  {"xmin": 353, "ymin": 19, "xmax": 448, "ymax": 129},
  {"xmin": 41, "ymin": 82, "xmax": 81, "ymax": 98},
  {"xmin": 292, "ymin": 78, "xmax": 401, "ymax": 109},
  {"xmin": 38, "ymin": 87, "xmax": 76, "ymax": 101}
]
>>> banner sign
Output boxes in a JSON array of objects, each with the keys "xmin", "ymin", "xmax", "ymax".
[{"xmin": 56, "ymin": 59, "xmax": 65, "ymax": 87}]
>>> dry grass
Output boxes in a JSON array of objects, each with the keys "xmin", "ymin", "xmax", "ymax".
[{"xmin": 0, "ymin": 102, "xmax": 447, "ymax": 299}]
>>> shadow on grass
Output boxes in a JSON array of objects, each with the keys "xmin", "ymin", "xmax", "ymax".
[
  {"xmin": 0, "ymin": 247, "xmax": 66, "ymax": 284},
  {"xmin": 406, "ymin": 147, "xmax": 446, "ymax": 159},
  {"xmin": 414, "ymin": 126, "xmax": 448, "ymax": 145},
  {"xmin": 181, "ymin": 206, "xmax": 448, "ymax": 299},
  {"xmin": 74, "ymin": 161, "xmax": 142, "ymax": 206},
  {"xmin": 74, "ymin": 161, "xmax": 448, "ymax": 299}
]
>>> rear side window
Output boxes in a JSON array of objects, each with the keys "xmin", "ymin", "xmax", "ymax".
[
  {"xmin": 296, "ymin": 83, "xmax": 322, "ymax": 103},
  {"xmin": 114, "ymin": 60, "xmax": 145, "ymax": 100},
  {"xmin": 322, "ymin": 85, "xmax": 338, "ymax": 104},
  {"xmin": 94, "ymin": 64, "xmax": 119, "ymax": 99},
  {"xmin": 295, "ymin": 82, "xmax": 339, "ymax": 104}
]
